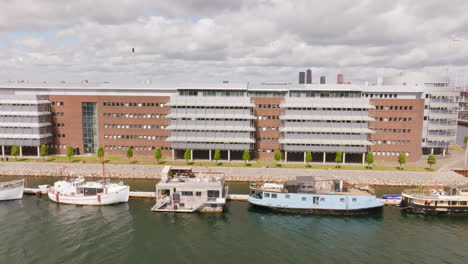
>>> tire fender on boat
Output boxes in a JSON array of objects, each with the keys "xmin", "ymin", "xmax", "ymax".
[{"xmin": 329, "ymin": 210, "xmax": 334, "ymax": 215}]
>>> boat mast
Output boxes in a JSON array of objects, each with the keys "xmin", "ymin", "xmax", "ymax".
[{"xmin": 101, "ymin": 156, "xmax": 106, "ymax": 184}]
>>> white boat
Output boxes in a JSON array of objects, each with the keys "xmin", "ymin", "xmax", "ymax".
[
  {"xmin": 0, "ymin": 179, "xmax": 24, "ymax": 201},
  {"xmin": 48, "ymin": 164, "xmax": 129, "ymax": 205}
]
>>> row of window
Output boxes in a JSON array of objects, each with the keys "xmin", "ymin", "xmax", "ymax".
[
  {"xmin": 287, "ymin": 120, "xmax": 366, "ymax": 123},
  {"xmin": 375, "ymin": 117, "xmax": 413, "ymax": 122},
  {"xmin": 54, "ymin": 123, "xmax": 65, "ymax": 127},
  {"xmin": 182, "ymin": 191, "xmax": 202, "ymax": 196},
  {"xmin": 179, "ymin": 118, "xmax": 250, "ymax": 121},
  {"xmin": 54, "ymin": 134, "xmax": 65, "ymax": 138},
  {"xmin": 257, "ymin": 127, "xmax": 279, "ymax": 131},
  {"xmin": 287, "ymin": 107, "xmax": 369, "ymax": 111},
  {"xmin": 103, "ymin": 102, "xmax": 165, "ymax": 107},
  {"xmin": 263, "ymin": 192, "xmax": 359, "ymax": 202},
  {"xmin": 104, "ymin": 135, "xmax": 167, "ymax": 140},
  {"xmin": 49, "ymin": 145, "xmax": 67, "ymax": 149},
  {"xmin": 373, "ymin": 129, "xmax": 412, "ymax": 133},
  {"xmin": 256, "ymin": 138, "xmax": 279, "ymax": 142},
  {"xmin": 173, "ymin": 106, "xmax": 250, "ymax": 109},
  {"xmin": 363, "ymin": 93, "xmax": 398, "ymax": 98},
  {"xmin": 373, "ymin": 152, "xmax": 410, "ymax": 156},
  {"xmin": 374, "ymin": 106, "xmax": 413, "ymax": 111},
  {"xmin": 51, "ymin": 101, "xmax": 64, "ymax": 106},
  {"xmin": 105, "ymin": 146, "xmax": 169, "ymax": 151},
  {"xmin": 103, "ymin": 124, "xmax": 166, "ymax": 129},
  {"xmin": 372, "ymin": 140, "xmax": 411, "ymax": 145},
  {"xmin": 103, "ymin": 113, "xmax": 164, "ymax": 119},
  {"xmin": 286, "ymin": 132, "xmax": 362, "ymax": 135},
  {"xmin": 256, "ymin": 104, "xmax": 280, "ymax": 108},
  {"xmin": 52, "ymin": 112, "xmax": 64, "ymax": 116},
  {"xmin": 257, "ymin": 116, "xmax": 280, "ymax": 120}
]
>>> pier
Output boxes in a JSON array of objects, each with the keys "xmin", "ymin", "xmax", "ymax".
[{"xmin": 23, "ymin": 188, "xmax": 249, "ymax": 201}]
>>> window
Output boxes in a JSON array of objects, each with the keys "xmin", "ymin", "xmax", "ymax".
[
  {"xmin": 271, "ymin": 194, "xmax": 277, "ymax": 198},
  {"xmin": 264, "ymin": 193, "xmax": 270, "ymax": 198},
  {"xmin": 207, "ymin": 190, "xmax": 220, "ymax": 198},
  {"xmin": 182, "ymin": 191, "xmax": 193, "ymax": 196},
  {"xmin": 302, "ymin": 197, "xmax": 307, "ymax": 201},
  {"xmin": 320, "ymin": 198, "xmax": 325, "ymax": 201},
  {"xmin": 352, "ymin": 198, "xmax": 357, "ymax": 202},
  {"xmin": 285, "ymin": 195, "xmax": 290, "ymax": 199},
  {"xmin": 196, "ymin": 192, "xmax": 202, "ymax": 196},
  {"xmin": 340, "ymin": 198, "xmax": 345, "ymax": 202}
]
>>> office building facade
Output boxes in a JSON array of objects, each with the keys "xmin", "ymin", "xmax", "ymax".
[{"xmin": 0, "ymin": 72, "xmax": 458, "ymax": 162}]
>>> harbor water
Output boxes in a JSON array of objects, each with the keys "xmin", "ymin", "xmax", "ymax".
[{"xmin": 1, "ymin": 177, "xmax": 467, "ymax": 264}]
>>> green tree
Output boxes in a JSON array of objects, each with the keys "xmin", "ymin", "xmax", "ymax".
[
  {"xmin": 274, "ymin": 150, "xmax": 281, "ymax": 165},
  {"xmin": 11, "ymin": 145, "xmax": 19, "ymax": 160},
  {"xmin": 335, "ymin": 152, "xmax": 343, "ymax": 168},
  {"xmin": 96, "ymin": 146, "xmax": 104, "ymax": 162},
  {"xmin": 365, "ymin": 152, "xmax": 374, "ymax": 169},
  {"xmin": 213, "ymin": 149, "xmax": 221, "ymax": 164},
  {"xmin": 154, "ymin": 147, "xmax": 162, "ymax": 163},
  {"xmin": 427, "ymin": 154, "xmax": 436, "ymax": 168},
  {"xmin": 398, "ymin": 152, "xmax": 406, "ymax": 170},
  {"xmin": 242, "ymin": 150, "xmax": 250, "ymax": 164},
  {"xmin": 40, "ymin": 144, "xmax": 48, "ymax": 160},
  {"xmin": 66, "ymin": 146, "xmax": 75, "ymax": 162},
  {"xmin": 305, "ymin": 152, "xmax": 312, "ymax": 167},
  {"xmin": 126, "ymin": 147, "xmax": 133, "ymax": 160},
  {"xmin": 184, "ymin": 148, "xmax": 191, "ymax": 163}
]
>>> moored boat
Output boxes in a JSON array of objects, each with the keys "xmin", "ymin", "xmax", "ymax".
[
  {"xmin": 0, "ymin": 179, "xmax": 24, "ymax": 201},
  {"xmin": 400, "ymin": 185, "xmax": 468, "ymax": 215},
  {"xmin": 248, "ymin": 176, "xmax": 383, "ymax": 215},
  {"xmin": 47, "ymin": 163, "xmax": 129, "ymax": 205}
]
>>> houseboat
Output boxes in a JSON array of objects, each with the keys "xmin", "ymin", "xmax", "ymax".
[
  {"xmin": 48, "ymin": 163, "xmax": 129, "ymax": 205},
  {"xmin": 151, "ymin": 166, "xmax": 228, "ymax": 213},
  {"xmin": 0, "ymin": 179, "xmax": 24, "ymax": 201},
  {"xmin": 400, "ymin": 185, "xmax": 468, "ymax": 215},
  {"xmin": 248, "ymin": 176, "xmax": 383, "ymax": 215}
]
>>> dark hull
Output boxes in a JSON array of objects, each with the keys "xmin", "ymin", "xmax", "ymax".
[
  {"xmin": 400, "ymin": 201, "xmax": 468, "ymax": 216},
  {"xmin": 250, "ymin": 203, "xmax": 383, "ymax": 215}
]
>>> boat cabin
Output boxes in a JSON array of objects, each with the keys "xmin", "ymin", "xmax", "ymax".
[{"xmin": 152, "ymin": 166, "xmax": 228, "ymax": 213}]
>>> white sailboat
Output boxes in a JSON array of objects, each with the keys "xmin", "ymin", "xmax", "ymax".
[
  {"xmin": 0, "ymin": 179, "xmax": 24, "ymax": 201},
  {"xmin": 48, "ymin": 162, "xmax": 129, "ymax": 205}
]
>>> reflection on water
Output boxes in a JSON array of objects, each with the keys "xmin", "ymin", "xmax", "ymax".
[{"xmin": 0, "ymin": 176, "xmax": 467, "ymax": 264}]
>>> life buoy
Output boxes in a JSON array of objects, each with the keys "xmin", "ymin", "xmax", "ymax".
[
  {"xmin": 343, "ymin": 183, "xmax": 349, "ymax": 189},
  {"xmin": 329, "ymin": 210, "xmax": 334, "ymax": 215}
]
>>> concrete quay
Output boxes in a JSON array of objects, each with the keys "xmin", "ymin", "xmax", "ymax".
[{"xmin": 1, "ymin": 162, "xmax": 467, "ymax": 186}]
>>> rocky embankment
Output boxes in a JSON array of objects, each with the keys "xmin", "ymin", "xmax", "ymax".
[{"xmin": 1, "ymin": 162, "xmax": 467, "ymax": 186}]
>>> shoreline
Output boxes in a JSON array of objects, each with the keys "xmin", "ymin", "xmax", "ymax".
[{"xmin": 1, "ymin": 162, "xmax": 467, "ymax": 186}]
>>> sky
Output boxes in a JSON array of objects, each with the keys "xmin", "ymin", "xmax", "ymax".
[{"xmin": 1, "ymin": 0, "xmax": 468, "ymax": 85}]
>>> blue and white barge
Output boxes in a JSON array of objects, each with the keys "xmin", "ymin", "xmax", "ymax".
[{"xmin": 248, "ymin": 177, "xmax": 383, "ymax": 215}]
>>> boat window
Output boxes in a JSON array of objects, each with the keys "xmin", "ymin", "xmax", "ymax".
[
  {"xmin": 84, "ymin": 188, "xmax": 103, "ymax": 195},
  {"xmin": 285, "ymin": 195, "xmax": 290, "ymax": 199},
  {"xmin": 340, "ymin": 198, "xmax": 345, "ymax": 202},
  {"xmin": 207, "ymin": 190, "xmax": 220, "ymax": 198},
  {"xmin": 179, "ymin": 203, "xmax": 185, "ymax": 207},
  {"xmin": 182, "ymin": 191, "xmax": 193, "ymax": 196},
  {"xmin": 264, "ymin": 193, "xmax": 270, "ymax": 198},
  {"xmin": 196, "ymin": 192, "xmax": 202, "ymax": 196},
  {"xmin": 352, "ymin": 198, "xmax": 357, "ymax": 202},
  {"xmin": 320, "ymin": 198, "xmax": 325, "ymax": 201},
  {"xmin": 460, "ymin": 201, "xmax": 467, "ymax": 206},
  {"xmin": 271, "ymin": 194, "xmax": 277, "ymax": 198},
  {"xmin": 302, "ymin": 197, "xmax": 307, "ymax": 201},
  {"xmin": 449, "ymin": 201, "xmax": 458, "ymax": 206}
]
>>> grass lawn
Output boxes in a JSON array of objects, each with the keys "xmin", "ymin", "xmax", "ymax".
[{"xmin": 4, "ymin": 155, "xmax": 438, "ymax": 172}]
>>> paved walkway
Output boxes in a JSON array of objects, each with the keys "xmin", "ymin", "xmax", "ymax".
[{"xmin": 1, "ymin": 161, "xmax": 467, "ymax": 186}]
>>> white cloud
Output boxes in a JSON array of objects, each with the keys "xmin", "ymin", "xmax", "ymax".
[{"xmin": 0, "ymin": 0, "xmax": 467, "ymax": 84}]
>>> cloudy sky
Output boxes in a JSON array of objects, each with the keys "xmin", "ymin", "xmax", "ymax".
[{"xmin": 1, "ymin": 0, "xmax": 468, "ymax": 85}]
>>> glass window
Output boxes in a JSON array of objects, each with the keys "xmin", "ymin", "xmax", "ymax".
[
  {"xmin": 340, "ymin": 198, "xmax": 345, "ymax": 202},
  {"xmin": 271, "ymin": 194, "xmax": 277, "ymax": 198},
  {"xmin": 352, "ymin": 198, "xmax": 357, "ymax": 202},
  {"xmin": 264, "ymin": 193, "xmax": 270, "ymax": 198},
  {"xmin": 302, "ymin": 197, "xmax": 307, "ymax": 201},
  {"xmin": 285, "ymin": 194, "xmax": 290, "ymax": 199}
]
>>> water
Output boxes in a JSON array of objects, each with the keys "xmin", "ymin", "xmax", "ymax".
[{"xmin": 1, "ymin": 177, "xmax": 467, "ymax": 264}]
